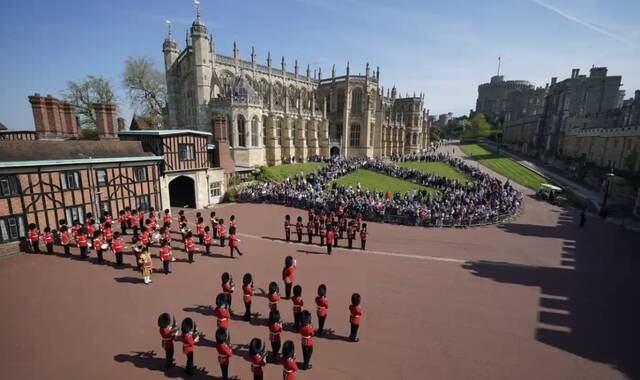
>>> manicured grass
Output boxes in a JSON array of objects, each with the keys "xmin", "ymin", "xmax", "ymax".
[
  {"xmin": 258, "ymin": 162, "xmax": 325, "ymax": 182},
  {"xmin": 459, "ymin": 144, "xmax": 548, "ymax": 191},
  {"xmin": 334, "ymin": 169, "xmax": 434, "ymax": 194},
  {"xmin": 398, "ymin": 161, "xmax": 469, "ymax": 183}
]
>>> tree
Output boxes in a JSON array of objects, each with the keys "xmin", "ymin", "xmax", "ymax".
[
  {"xmin": 463, "ymin": 113, "xmax": 494, "ymax": 139},
  {"xmin": 123, "ymin": 56, "xmax": 167, "ymax": 128},
  {"xmin": 430, "ymin": 126, "xmax": 442, "ymax": 142},
  {"xmin": 63, "ymin": 75, "xmax": 117, "ymax": 131}
]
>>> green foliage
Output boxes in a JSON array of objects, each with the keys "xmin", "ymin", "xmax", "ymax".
[
  {"xmin": 122, "ymin": 56, "xmax": 167, "ymax": 128},
  {"xmin": 460, "ymin": 144, "xmax": 548, "ymax": 191},
  {"xmin": 256, "ymin": 162, "xmax": 325, "ymax": 182},
  {"xmin": 429, "ymin": 126, "xmax": 442, "ymax": 142},
  {"xmin": 222, "ymin": 187, "xmax": 237, "ymax": 203},
  {"xmin": 63, "ymin": 75, "xmax": 117, "ymax": 129},
  {"xmin": 334, "ymin": 169, "xmax": 435, "ymax": 194},
  {"xmin": 398, "ymin": 162, "xmax": 469, "ymax": 183},
  {"xmin": 79, "ymin": 127, "xmax": 99, "ymax": 140},
  {"xmin": 463, "ymin": 113, "xmax": 494, "ymax": 139}
]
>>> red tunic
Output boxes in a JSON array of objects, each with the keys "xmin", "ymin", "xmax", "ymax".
[
  {"xmin": 229, "ymin": 234, "xmax": 238, "ymax": 248},
  {"xmin": 306, "ymin": 222, "xmax": 313, "ymax": 235},
  {"xmin": 140, "ymin": 231, "xmax": 150, "ymax": 245},
  {"xmin": 196, "ymin": 223, "xmax": 205, "ymax": 236},
  {"xmin": 204, "ymin": 231, "xmax": 212, "ymax": 245},
  {"xmin": 119, "ymin": 215, "xmax": 127, "ymax": 225},
  {"xmin": 60, "ymin": 231, "xmax": 71, "ymax": 246},
  {"xmin": 295, "ymin": 222, "xmax": 303, "ymax": 234},
  {"xmin": 349, "ymin": 305, "xmax": 363, "ymax": 325},
  {"xmin": 229, "ymin": 220, "xmax": 237, "ymax": 229},
  {"xmin": 242, "ymin": 284, "xmax": 254, "ymax": 304},
  {"xmin": 217, "ymin": 225, "xmax": 226, "ymax": 238},
  {"xmin": 347, "ymin": 227, "xmax": 355, "ymax": 239},
  {"xmin": 250, "ymin": 353, "xmax": 266, "ymax": 375},
  {"xmin": 300, "ymin": 324, "xmax": 315, "ymax": 347},
  {"xmin": 29, "ymin": 229, "xmax": 40, "ymax": 243},
  {"xmin": 292, "ymin": 296, "xmax": 303, "ymax": 313},
  {"xmin": 93, "ymin": 237, "xmax": 103, "ymax": 252},
  {"xmin": 164, "ymin": 229, "xmax": 171, "ymax": 241},
  {"xmin": 160, "ymin": 326, "xmax": 175, "ymax": 349},
  {"xmin": 76, "ymin": 235, "xmax": 88, "ymax": 247},
  {"xmin": 216, "ymin": 342, "xmax": 233, "ymax": 366},
  {"xmin": 326, "ymin": 230, "xmax": 335, "ymax": 245},
  {"xmin": 43, "ymin": 232, "xmax": 54, "ymax": 244},
  {"xmin": 284, "ymin": 220, "xmax": 291, "ymax": 232},
  {"xmin": 268, "ymin": 293, "xmax": 280, "ymax": 311},
  {"xmin": 72, "ymin": 225, "xmax": 80, "ymax": 240},
  {"xmin": 163, "ymin": 214, "xmax": 172, "ymax": 225},
  {"xmin": 105, "ymin": 215, "xmax": 113, "ymax": 225},
  {"xmin": 182, "ymin": 332, "xmax": 196, "ymax": 354},
  {"xmin": 215, "ymin": 307, "xmax": 230, "ymax": 329},
  {"xmin": 282, "ymin": 265, "xmax": 296, "ymax": 284},
  {"xmin": 103, "ymin": 228, "xmax": 113, "ymax": 241},
  {"xmin": 160, "ymin": 246, "xmax": 172, "ymax": 262},
  {"xmin": 315, "ymin": 296, "xmax": 329, "ymax": 317},
  {"xmin": 222, "ymin": 282, "xmax": 234, "ymax": 297},
  {"xmin": 112, "ymin": 239, "xmax": 124, "ymax": 253},
  {"xmin": 282, "ymin": 357, "xmax": 298, "ymax": 380},
  {"xmin": 269, "ymin": 321, "xmax": 283, "ymax": 343},
  {"xmin": 184, "ymin": 238, "xmax": 195, "ymax": 253},
  {"xmin": 360, "ymin": 230, "xmax": 368, "ymax": 241},
  {"xmin": 86, "ymin": 225, "xmax": 95, "ymax": 238}
]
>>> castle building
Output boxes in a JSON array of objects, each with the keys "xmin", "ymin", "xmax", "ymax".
[
  {"xmin": 162, "ymin": 5, "xmax": 430, "ymax": 168},
  {"xmin": 476, "ymin": 75, "xmax": 534, "ymax": 119}
]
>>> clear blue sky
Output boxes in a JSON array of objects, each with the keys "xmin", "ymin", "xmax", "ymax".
[{"xmin": 1, "ymin": 0, "xmax": 639, "ymax": 130}]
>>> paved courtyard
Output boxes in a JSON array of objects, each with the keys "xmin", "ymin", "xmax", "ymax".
[{"xmin": 0, "ymin": 194, "xmax": 639, "ymax": 379}]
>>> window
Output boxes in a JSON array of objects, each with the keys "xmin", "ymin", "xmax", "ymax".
[
  {"xmin": 96, "ymin": 170, "xmax": 107, "ymax": 186},
  {"xmin": 61, "ymin": 171, "xmax": 81, "ymax": 189},
  {"xmin": 262, "ymin": 116, "xmax": 267, "ymax": 146},
  {"xmin": 179, "ymin": 143, "xmax": 195, "ymax": 161},
  {"xmin": 237, "ymin": 116, "xmax": 247, "ymax": 147},
  {"xmin": 350, "ymin": 124, "xmax": 361, "ymax": 147},
  {"xmin": 99, "ymin": 201, "xmax": 111, "ymax": 216},
  {"xmin": 251, "ymin": 117, "xmax": 259, "ymax": 147},
  {"xmin": 65, "ymin": 206, "xmax": 84, "ymax": 224},
  {"xmin": 352, "ymin": 89, "xmax": 362, "ymax": 115},
  {"xmin": 0, "ymin": 214, "xmax": 26, "ymax": 243},
  {"xmin": 136, "ymin": 195, "xmax": 151, "ymax": 212},
  {"xmin": 277, "ymin": 119, "xmax": 283, "ymax": 145},
  {"xmin": 133, "ymin": 166, "xmax": 147, "ymax": 182},
  {"xmin": 337, "ymin": 90, "xmax": 345, "ymax": 113},
  {"xmin": 210, "ymin": 181, "xmax": 222, "ymax": 197},
  {"xmin": 227, "ymin": 117, "xmax": 234, "ymax": 145},
  {"xmin": 0, "ymin": 175, "xmax": 21, "ymax": 197}
]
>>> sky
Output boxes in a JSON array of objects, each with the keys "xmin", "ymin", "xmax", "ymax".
[{"xmin": 1, "ymin": 0, "xmax": 639, "ymax": 130}]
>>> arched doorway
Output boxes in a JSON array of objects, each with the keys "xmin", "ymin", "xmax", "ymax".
[
  {"xmin": 330, "ymin": 147, "xmax": 340, "ymax": 156},
  {"xmin": 169, "ymin": 176, "xmax": 196, "ymax": 208}
]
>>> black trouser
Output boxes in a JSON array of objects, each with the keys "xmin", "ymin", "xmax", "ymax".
[
  {"xmin": 80, "ymin": 246, "xmax": 88, "ymax": 257},
  {"xmin": 230, "ymin": 246, "xmax": 242, "ymax": 257},
  {"xmin": 139, "ymin": 220, "xmax": 144, "ymax": 229},
  {"xmin": 339, "ymin": 230, "xmax": 344, "ymax": 239},
  {"xmin": 132, "ymin": 226, "xmax": 139, "ymax": 237},
  {"xmin": 302, "ymin": 345, "xmax": 313, "ymax": 369},
  {"xmin": 46, "ymin": 243, "xmax": 54, "ymax": 254},
  {"xmin": 226, "ymin": 294, "xmax": 232, "ymax": 311},
  {"xmin": 220, "ymin": 362, "xmax": 229, "ymax": 380},
  {"xmin": 186, "ymin": 352, "xmax": 194, "ymax": 375},
  {"xmin": 205, "ymin": 244, "xmax": 211, "ymax": 255},
  {"xmin": 244, "ymin": 301, "xmax": 251, "ymax": 321},
  {"xmin": 188, "ymin": 252, "xmax": 194, "ymax": 263},
  {"xmin": 120, "ymin": 223, "xmax": 127, "ymax": 235},
  {"xmin": 284, "ymin": 283, "xmax": 292, "ymax": 299},
  {"xmin": 361, "ymin": 240, "xmax": 366, "ymax": 250},
  {"xmin": 318, "ymin": 315, "xmax": 326, "ymax": 335},
  {"xmin": 163, "ymin": 260, "xmax": 170, "ymax": 274},
  {"xmin": 348, "ymin": 238, "xmax": 353, "ymax": 249},
  {"xmin": 254, "ymin": 373, "xmax": 263, "ymax": 380},
  {"xmin": 270, "ymin": 340, "xmax": 281, "ymax": 358},
  {"xmin": 198, "ymin": 235, "xmax": 203, "ymax": 245},
  {"xmin": 115, "ymin": 252, "xmax": 123, "ymax": 265},
  {"xmin": 333, "ymin": 237, "xmax": 338, "ymax": 247},
  {"xmin": 320, "ymin": 236, "xmax": 324, "ymax": 246},
  {"xmin": 31, "ymin": 241, "xmax": 40, "ymax": 253},
  {"xmin": 314, "ymin": 226, "xmax": 319, "ymax": 235},
  {"xmin": 350, "ymin": 323, "xmax": 359, "ymax": 341},
  {"xmin": 327, "ymin": 244, "xmax": 332, "ymax": 255},
  {"xmin": 63, "ymin": 245, "xmax": 70, "ymax": 255},
  {"xmin": 96, "ymin": 250, "xmax": 104, "ymax": 261},
  {"xmin": 297, "ymin": 232, "xmax": 302, "ymax": 242},
  {"xmin": 308, "ymin": 233, "xmax": 312, "ymax": 244},
  {"xmin": 219, "ymin": 236, "xmax": 226, "ymax": 247},
  {"xmin": 213, "ymin": 226, "xmax": 218, "ymax": 238},
  {"xmin": 285, "ymin": 230, "xmax": 290, "ymax": 241},
  {"xmin": 165, "ymin": 346, "xmax": 174, "ymax": 367},
  {"xmin": 293, "ymin": 311, "xmax": 301, "ymax": 330}
]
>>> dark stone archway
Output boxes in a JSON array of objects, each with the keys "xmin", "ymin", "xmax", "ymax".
[
  {"xmin": 169, "ymin": 176, "xmax": 196, "ymax": 208},
  {"xmin": 330, "ymin": 146, "xmax": 340, "ymax": 156}
]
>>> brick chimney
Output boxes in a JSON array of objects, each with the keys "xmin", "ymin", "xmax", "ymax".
[
  {"xmin": 28, "ymin": 93, "xmax": 78, "ymax": 139},
  {"xmin": 211, "ymin": 113, "xmax": 235, "ymax": 177},
  {"xmin": 60, "ymin": 101, "xmax": 79, "ymax": 138},
  {"xmin": 93, "ymin": 103, "xmax": 119, "ymax": 140}
]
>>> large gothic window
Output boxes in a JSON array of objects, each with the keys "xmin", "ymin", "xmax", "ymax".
[
  {"xmin": 350, "ymin": 123, "xmax": 361, "ymax": 147},
  {"xmin": 352, "ymin": 88, "xmax": 363, "ymax": 115},
  {"xmin": 337, "ymin": 90, "xmax": 345, "ymax": 113},
  {"xmin": 237, "ymin": 115, "xmax": 246, "ymax": 147},
  {"xmin": 251, "ymin": 117, "xmax": 259, "ymax": 147},
  {"xmin": 262, "ymin": 116, "xmax": 268, "ymax": 146}
]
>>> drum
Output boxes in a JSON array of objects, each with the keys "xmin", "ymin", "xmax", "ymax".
[
  {"xmin": 101, "ymin": 243, "xmax": 109, "ymax": 250},
  {"xmin": 151, "ymin": 232, "xmax": 161, "ymax": 243}
]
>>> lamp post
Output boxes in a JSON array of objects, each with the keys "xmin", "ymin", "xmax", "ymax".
[{"xmin": 600, "ymin": 168, "xmax": 615, "ymax": 218}]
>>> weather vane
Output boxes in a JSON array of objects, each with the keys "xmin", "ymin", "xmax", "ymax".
[
  {"xmin": 194, "ymin": 0, "xmax": 201, "ymax": 23},
  {"xmin": 166, "ymin": 19, "xmax": 172, "ymax": 38}
]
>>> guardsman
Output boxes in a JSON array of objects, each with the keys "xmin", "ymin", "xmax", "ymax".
[
  {"xmin": 214, "ymin": 293, "xmax": 230, "ymax": 330},
  {"xmin": 282, "ymin": 256, "xmax": 297, "ymax": 299},
  {"xmin": 248, "ymin": 338, "xmax": 267, "ymax": 380},
  {"xmin": 28, "ymin": 223, "xmax": 41, "ymax": 253},
  {"xmin": 347, "ymin": 220, "xmax": 356, "ymax": 249},
  {"xmin": 349, "ymin": 293, "xmax": 363, "ymax": 342},
  {"xmin": 215, "ymin": 328, "xmax": 233, "ymax": 380},
  {"xmin": 326, "ymin": 224, "xmax": 334, "ymax": 255},
  {"xmin": 160, "ymin": 239, "xmax": 172, "ymax": 274},
  {"xmin": 71, "ymin": 220, "xmax": 81, "ymax": 243},
  {"xmin": 157, "ymin": 313, "xmax": 178, "ymax": 368},
  {"xmin": 314, "ymin": 214, "xmax": 320, "ymax": 236},
  {"xmin": 93, "ymin": 231, "xmax": 105, "ymax": 262},
  {"xmin": 268, "ymin": 281, "xmax": 280, "ymax": 312},
  {"xmin": 228, "ymin": 226, "xmax": 243, "ymax": 258},
  {"xmin": 295, "ymin": 216, "xmax": 303, "ymax": 242},
  {"xmin": 180, "ymin": 317, "xmax": 201, "ymax": 375},
  {"xmin": 222, "ymin": 272, "xmax": 235, "ymax": 313},
  {"xmin": 281, "ymin": 340, "xmax": 298, "ymax": 380},
  {"xmin": 86, "ymin": 219, "xmax": 96, "ymax": 249},
  {"xmin": 140, "ymin": 226, "xmax": 151, "ymax": 249},
  {"xmin": 163, "ymin": 209, "xmax": 172, "ymax": 228},
  {"xmin": 203, "ymin": 226, "xmax": 213, "ymax": 255},
  {"xmin": 210, "ymin": 211, "xmax": 219, "ymax": 238},
  {"xmin": 292, "ymin": 285, "xmax": 304, "ymax": 331},
  {"xmin": 42, "ymin": 227, "xmax": 54, "ymax": 254},
  {"xmin": 299, "ymin": 310, "xmax": 316, "ymax": 370},
  {"xmin": 284, "ymin": 215, "xmax": 291, "ymax": 241},
  {"xmin": 141, "ymin": 249, "xmax": 153, "ymax": 284},
  {"xmin": 306, "ymin": 218, "xmax": 314, "ymax": 244},
  {"xmin": 118, "ymin": 210, "xmax": 128, "ymax": 235},
  {"xmin": 229, "ymin": 214, "xmax": 237, "ymax": 230},
  {"xmin": 138, "ymin": 210, "xmax": 145, "ymax": 230},
  {"xmin": 360, "ymin": 223, "xmax": 368, "ymax": 251},
  {"xmin": 112, "ymin": 232, "xmax": 125, "ymax": 266},
  {"xmin": 319, "ymin": 221, "xmax": 326, "ymax": 246},
  {"xmin": 332, "ymin": 223, "xmax": 339, "ymax": 247},
  {"xmin": 268, "ymin": 309, "xmax": 283, "ymax": 362},
  {"xmin": 315, "ymin": 284, "xmax": 329, "ymax": 336},
  {"xmin": 184, "ymin": 231, "xmax": 196, "ymax": 263},
  {"xmin": 242, "ymin": 273, "xmax": 254, "ymax": 321},
  {"xmin": 356, "ymin": 213, "xmax": 363, "ymax": 231},
  {"xmin": 59, "ymin": 226, "xmax": 71, "ymax": 255},
  {"xmin": 217, "ymin": 218, "xmax": 226, "ymax": 247},
  {"xmin": 103, "ymin": 222, "xmax": 113, "ymax": 248},
  {"xmin": 77, "ymin": 228, "xmax": 89, "ymax": 258},
  {"xmin": 130, "ymin": 210, "xmax": 139, "ymax": 237},
  {"xmin": 196, "ymin": 217, "xmax": 205, "ymax": 245}
]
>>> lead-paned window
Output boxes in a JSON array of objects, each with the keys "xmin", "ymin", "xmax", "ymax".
[
  {"xmin": 61, "ymin": 171, "xmax": 81, "ymax": 190},
  {"xmin": 0, "ymin": 175, "xmax": 21, "ymax": 197},
  {"xmin": 133, "ymin": 166, "xmax": 147, "ymax": 182},
  {"xmin": 178, "ymin": 144, "xmax": 195, "ymax": 161}
]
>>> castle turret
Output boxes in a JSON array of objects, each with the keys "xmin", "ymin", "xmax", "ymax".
[
  {"xmin": 163, "ymin": 20, "xmax": 180, "ymax": 128},
  {"xmin": 190, "ymin": 3, "xmax": 213, "ymax": 132}
]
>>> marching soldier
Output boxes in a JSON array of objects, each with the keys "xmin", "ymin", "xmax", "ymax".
[
  {"xmin": 228, "ymin": 226, "xmax": 243, "ymax": 258},
  {"xmin": 299, "ymin": 310, "xmax": 316, "ymax": 370},
  {"xmin": 242, "ymin": 273, "xmax": 254, "ymax": 321},
  {"xmin": 249, "ymin": 337, "xmax": 267, "ymax": 380},
  {"xmin": 157, "ymin": 313, "xmax": 178, "ymax": 368},
  {"xmin": 76, "ymin": 228, "xmax": 89, "ymax": 258},
  {"xmin": 163, "ymin": 209, "xmax": 172, "ymax": 229},
  {"xmin": 306, "ymin": 218, "xmax": 314, "ymax": 244},
  {"xmin": 184, "ymin": 231, "xmax": 196, "ymax": 263},
  {"xmin": 59, "ymin": 225, "xmax": 71, "ymax": 256},
  {"xmin": 282, "ymin": 256, "xmax": 297, "ymax": 299},
  {"xmin": 103, "ymin": 222, "xmax": 113, "ymax": 248},
  {"xmin": 214, "ymin": 293, "xmax": 230, "ymax": 331},
  {"xmin": 222, "ymin": 272, "xmax": 235, "ymax": 313},
  {"xmin": 93, "ymin": 231, "xmax": 105, "ymax": 262},
  {"xmin": 203, "ymin": 226, "xmax": 213, "ymax": 255},
  {"xmin": 42, "ymin": 227, "xmax": 54, "ymax": 254},
  {"xmin": 319, "ymin": 221, "xmax": 326, "ymax": 246},
  {"xmin": 210, "ymin": 211, "xmax": 218, "ymax": 238},
  {"xmin": 347, "ymin": 220, "xmax": 356, "ymax": 249},
  {"xmin": 180, "ymin": 317, "xmax": 201, "ymax": 375},
  {"xmin": 111, "ymin": 232, "xmax": 125, "ymax": 266},
  {"xmin": 284, "ymin": 214, "xmax": 291, "ymax": 241},
  {"xmin": 160, "ymin": 239, "xmax": 172, "ymax": 274},
  {"xmin": 268, "ymin": 281, "xmax": 281, "ymax": 312},
  {"xmin": 196, "ymin": 217, "xmax": 205, "ymax": 245},
  {"xmin": 295, "ymin": 216, "xmax": 303, "ymax": 242},
  {"xmin": 229, "ymin": 214, "xmax": 237, "ymax": 230},
  {"xmin": 315, "ymin": 284, "xmax": 329, "ymax": 336},
  {"xmin": 282, "ymin": 340, "xmax": 298, "ymax": 380},
  {"xmin": 349, "ymin": 293, "xmax": 363, "ymax": 342},
  {"xmin": 118, "ymin": 210, "xmax": 128, "ymax": 235},
  {"xmin": 326, "ymin": 224, "xmax": 334, "ymax": 255},
  {"xmin": 268, "ymin": 309, "xmax": 283, "ymax": 362},
  {"xmin": 360, "ymin": 223, "xmax": 368, "ymax": 250},
  {"xmin": 28, "ymin": 223, "xmax": 41, "ymax": 253},
  {"xmin": 217, "ymin": 218, "xmax": 226, "ymax": 247},
  {"xmin": 215, "ymin": 328, "xmax": 233, "ymax": 380},
  {"xmin": 292, "ymin": 285, "xmax": 304, "ymax": 331}
]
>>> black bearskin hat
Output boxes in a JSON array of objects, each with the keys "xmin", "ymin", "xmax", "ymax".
[
  {"xmin": 362, "ymin": 223, "xmax": 367, "ymax": 229},
  {"xmin": 196, "ymin": 212, "xmax": 202, "ymax": 218},
  {"xmin": 242, "ymin": 273, "xmax": 252, "ymax": 285},
  {"xmin": 197, "ymin": 217, "xmax": 203, "ymax": 223},
  {"xmin": 269, "ymin": 309, "xmax": 281, "ymax": 324},
  {"xmin": 229, "ymin": 226, "xmax": 236, "ymax": 235},
  {"xmin": 282, "ymin": 340, "xmax": 295, "ymax": 359},
  {"xmin": 297, "ymin": 216, "xmax": 302, "ymax": 222},
  {"xmin": 218, "ymin": 218, "xmax": 224, "ymax": 224},
  {"xmin": 269, "ymin": 281, "xmax": 279, "ymax": 294},
  {"xmin": 230, "ymin": 215, "xmax": 235, "ymax": 220},
  {"xmin": 351, "ymin": 293, "xmax": 361, "ymax": 306},
  {"xmin": 326, "ymin": 223, "xmax": 332, "ymax": 230},
  {"xmin": 215, "ymin": 327, "xmax": 228, "ymax": 344},
  {"xmin": 119, "ymin": 210, "xmax": 126, "ymax": 215},
  {"xmin": 285, "ymin": 214, "xmax": 290, "ymax": 220},
  {"xmin": 164, "ymin": 209, "xmax": 170, "ymax": 214},
  {"xmin": 221, "ymin": 272, "xmax": 230, "ymax": 283},
  {"xmin": 249, "ymin": 338, "xmax": 263, "ymax": 355},
  {"xmin": 178, "ymin": 210, "xmax": 184, "ymax": 216},
  {"xmin": 185, "ymin": 231, "xmax": 192, "ymax": 239},
  {"xmin": 181, "ymin": 317, "xmax": 194, "ymax": 334},
  {"xmin": 317, "ymin": 284, "xmax": 327, "ymax": 297},
  {"xmin": 301, "ymin": 310, "xmax": 312, "ymax": 325},
  {"xmin": 284, "ymin": 256, "xmax": 294, "ymax": 268},
  {"xmin": 293, "ymin": 285, "xmax": 302, "ymax": 297},
  {"xmin": 216, "ymin": 293, "xmax": 227, "ymax": 307},
  {"xmin": 28, "ymin": 223, "xmax": 36, "ymax": 230},
  {"xmin": 157, "ymin": 313, "xmax": 171, "ymax": 328}
]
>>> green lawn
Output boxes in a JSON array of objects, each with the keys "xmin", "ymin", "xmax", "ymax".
[
  {"xmin": 398, "ymin": 161, "xmax": 469, "ymax": 183},
  {"xmin": 258, "ymin": 162, "xmax": 325, "ymax": 182},
  {"xmin": 334, "ymin": 169, "xmax": 434, "ymax": 194},
  {"xmin": 459, "ymin": 144, "xmax": 548, "ymax": 191}
]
